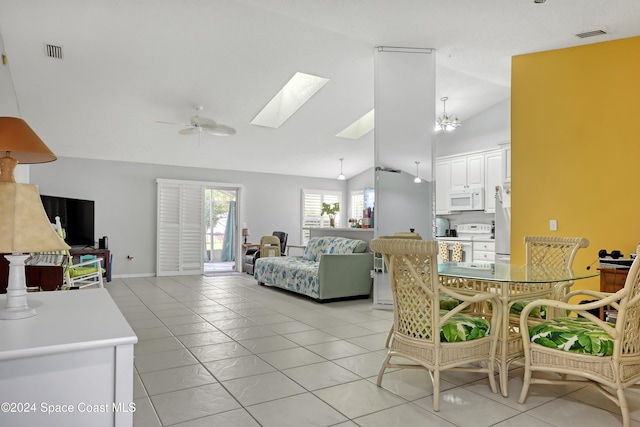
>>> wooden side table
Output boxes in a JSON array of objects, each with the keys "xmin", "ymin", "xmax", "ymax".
[{"xmin": 598, "ymin": 267, "xmax": 629, "ymax": 319}]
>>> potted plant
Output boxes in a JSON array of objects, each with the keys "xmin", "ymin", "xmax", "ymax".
[{"xmin": 321, "ymin": 202, "xmax": 340, "ymax": 228}]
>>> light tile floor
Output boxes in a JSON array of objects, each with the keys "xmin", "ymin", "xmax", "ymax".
[{"xmin": 107, "ymin": 274, "xmax": 640, "ymax": 427}]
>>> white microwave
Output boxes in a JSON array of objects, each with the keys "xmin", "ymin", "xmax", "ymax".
[{"xmin": 449, "ymin": 189, "xmax": 484, "ymax": 211}]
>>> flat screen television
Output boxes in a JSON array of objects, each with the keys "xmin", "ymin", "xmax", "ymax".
[{"xmin": 40, "ymin": 195, "xmax": 95, "ymax": 248}]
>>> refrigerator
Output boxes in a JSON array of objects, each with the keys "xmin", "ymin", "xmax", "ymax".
[{"xmin": 495, "ymin": 185, "xmax": 511, "ymax": 264}]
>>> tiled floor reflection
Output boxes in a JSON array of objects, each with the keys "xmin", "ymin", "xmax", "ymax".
[{"xmin": 107, "ymin": 274, "xmax": 640, "ymax": 426}]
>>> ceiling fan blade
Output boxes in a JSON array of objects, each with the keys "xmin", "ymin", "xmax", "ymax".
[
  {"xmin": 156, "ymin": 120, "xmax": 190, "ymax": 127},
  {"xmin": 205, "ymin": 125, "xmax": 236, "ymax": 136},
  {"xmin": 191, "ymin": 116, "xmax": 217, "ymax": 128},
  {"xmin": 178, "ymin": 127, "xmax": 201, "ymax": 135}
]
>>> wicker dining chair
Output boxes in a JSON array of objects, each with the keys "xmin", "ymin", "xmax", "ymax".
[
  {"xmin": 518, "ymin": 254, "xmax": 640, "ymax": 427},
  {"xmin": 525, "ymin": 236, "xmax": 590, "ymax": 298},
  {"xmin": 514, "ymin": 236, "xmax": 590, "ymax": 321},
  {"xmin": 370, "ymin": 238, "xmax": 502, "ymax": 411}
]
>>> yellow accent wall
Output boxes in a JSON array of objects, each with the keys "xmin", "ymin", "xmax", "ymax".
[{"xmin": 511, "ymin": 36, "xmax": 640, "ymax": 291}]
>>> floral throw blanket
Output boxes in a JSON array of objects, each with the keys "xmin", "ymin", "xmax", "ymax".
[{"xmin": 528, "ymin": 317, "xmax": 614, "ymax": 356}]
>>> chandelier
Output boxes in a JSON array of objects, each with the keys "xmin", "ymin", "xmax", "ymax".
[{"xmin": 435, "ymin": 96, "xmax": 462, "ymax": 132}]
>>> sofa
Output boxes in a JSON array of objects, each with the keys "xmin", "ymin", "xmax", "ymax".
[{"xmin": 254, "ymin": 236, "xmax": 373, "ymax": 302}]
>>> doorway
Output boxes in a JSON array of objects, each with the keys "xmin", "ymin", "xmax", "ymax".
[{"xmin": 204, "ymin": 188, "xmax": 238, "ymax": 274}]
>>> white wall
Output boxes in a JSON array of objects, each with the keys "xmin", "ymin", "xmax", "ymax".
[
  {"xmin": 435, "ymin": 98, "xmax": 510, "ymax": 157},
  {"xmin": 30, "ymin": 157, "xmax": 347, "ymax": 277}
]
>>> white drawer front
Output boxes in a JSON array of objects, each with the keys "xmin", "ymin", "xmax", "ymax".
[
  {"xmin": 474, "ymin": 241, "xmax": 495, "ymax": 252},
  {"xmin": 473, "ymin": 250, "xmax": 495, "ymax": 262}
]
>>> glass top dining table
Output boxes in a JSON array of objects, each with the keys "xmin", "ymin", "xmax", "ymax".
[
  {"xmin": 438, "ymin": 262, "xmax": 599, "ymax": 284},
  {"xmin": 437, "ymin": 261, "xmax": 599, "ymax": 397}
]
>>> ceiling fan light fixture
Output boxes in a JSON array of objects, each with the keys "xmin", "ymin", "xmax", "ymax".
[
  {"xmin": 435, "ymin": 96, "xmax": 462, "ymax": 132},
  {"xmin": 157, "ymin": 105, "xmax": 235, "ymax": 138}
]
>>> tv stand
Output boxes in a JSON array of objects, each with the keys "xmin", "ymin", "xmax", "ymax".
[{"xmin": 69, "ymin": 248, "xmax": 112, "ymax": 282}]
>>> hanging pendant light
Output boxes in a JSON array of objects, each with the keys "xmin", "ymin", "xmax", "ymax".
[
  {"xmin": 435, "ymin": 96, "xmax": 462, "ymax": 132},
  {"xmin": 337, "ymin": 158, "xmax": 346, "ymax": 180},
  {"xmin": 413, "ymin": 161, "xmax": 422, "ymax": 183}
]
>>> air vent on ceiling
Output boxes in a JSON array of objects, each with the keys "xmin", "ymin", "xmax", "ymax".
[
  {"xmin": 576, "ymin": 29, "xmax": 607, "ymax": 39},
  {"xmin": 45, "ymin": 44, "xmax": 63, "ymax": 59}
]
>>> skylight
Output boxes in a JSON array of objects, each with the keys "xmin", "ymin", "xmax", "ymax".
[
  {"xmin": 250, "ymin": 72, "xmax": 329, "ymax": 128},
  {"xmin": 336, "ymin": 109, "xmax": 375, "ymax": 139}
]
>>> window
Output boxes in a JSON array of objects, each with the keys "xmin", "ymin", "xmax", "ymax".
[
  {"xmin": 351, "ymin": 190, "xmax": 365, "ymax": 223},
  {"xmin": 301, "ymin": 189, "xmax": 342, "ymax": 243}
]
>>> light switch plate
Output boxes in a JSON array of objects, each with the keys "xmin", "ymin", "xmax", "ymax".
[{"xmin": 550, "ymin": 219, "xmax": 557, "ymax": 231}]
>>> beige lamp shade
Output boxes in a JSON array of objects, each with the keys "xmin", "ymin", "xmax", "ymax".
[
  {"xmin": 0, "ymin": 117, "xmax": 57, "ymax": 183},
  {"xmin": 242, "ymin": 228, "xmax": 250, "ymax": 237},
  {"xmin": 0, "ymin": 182, "xmax": 70, "ymax": 253}
]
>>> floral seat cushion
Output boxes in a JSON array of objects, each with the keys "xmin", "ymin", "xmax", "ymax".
[
  {"xmin": 440, "ymin": 311, "xmax": 491, "ymax": 342},
  {"xmin": 439, "ymin": 294, "xmax": 462, "ymax": 311},
  {"xmin": 406, "ymin": 311, "xmax": 490, "ymax": 343},
  {"xmin": 528, "ymin": 317, "xmax": 614, "ymax": 356},
  {"xmin": 510, "ymin": 300, "xmax": 546, "ymax": 318}
]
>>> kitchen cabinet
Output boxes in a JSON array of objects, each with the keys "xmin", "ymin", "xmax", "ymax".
[
  {"xmin": 450, "ymin": 154, "xmax": 484, "ymax": 191},
  {"xmin": 473, "ymin": 240, "xmax": 496, "ymax": 262},
  {"xmin": 500, "ymin": 142, "xmax": 511, "ymax": 184},
  {"xmin": 484, "ymin": 149, "xmax": 502, "ymax": 213},
  {"xmin": 0, "ymin": 289, "xmax": 137, "ymax": 427},
  {"xmin": 435, "ymin": 159, "xmax": 451, "ymax": 214},
  {"xmin": 435, "ymin": 148, "xmax": 504, "ymax": 214}
]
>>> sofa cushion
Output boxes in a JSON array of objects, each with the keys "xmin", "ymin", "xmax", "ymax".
[
  {"xmin": 303, "ymin": 236, "xmax": 367, "ymax": 262},
  {"xmin": 255, "ymin": 256, "xmax": 320, "ymax": 299}
]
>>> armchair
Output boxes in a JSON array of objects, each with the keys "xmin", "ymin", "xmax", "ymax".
[
  {"xmin": 244, "ymin": 231, "xmax": 288, "ymax": 275},
  {"xmin": 49, "ymin": 216, "xmax": 104, "ymax": 289},
  {"xmin": 371, "ymin": 238, "xmax": 501, "ymax": 412},
  {"xmin": 518, "ymin": 255, "xmax": 640, "ymax": 427}
]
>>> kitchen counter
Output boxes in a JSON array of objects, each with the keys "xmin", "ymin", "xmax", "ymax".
[{"xmin": 437, "ymin": 236, "xmax": 494, "ymax": 242}]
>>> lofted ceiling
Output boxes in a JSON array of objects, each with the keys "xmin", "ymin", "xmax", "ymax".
[{"xmin": 0, "ymin": 0, "xmax": 639, "ymax": 179}]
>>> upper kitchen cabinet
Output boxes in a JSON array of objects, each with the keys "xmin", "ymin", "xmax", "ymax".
[
  {"xmin": 500, "ymin": 142, "xmax": 511, "ymax": 184},
  {"xmin": 450, "ymin": 153, "xmax": 484, "ymax": 191},
  {"xmin": 435, "ymin": 159, "xmax": 451, "ymax": 215},
  {"xmin": 484, "ymin": 149, "xmax": 502, "ymax": 213},
  {"xmin": 435, "ymin": 147, "xmax": 507, "ymax": 214}
]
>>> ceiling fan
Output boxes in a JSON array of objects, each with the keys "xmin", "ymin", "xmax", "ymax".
[{"xmin": 157, "ymin": 105, "xmax": 236, "ymax": 137}]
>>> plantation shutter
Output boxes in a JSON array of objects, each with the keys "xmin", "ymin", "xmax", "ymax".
[
  {"xmin": 301, "ymin": 189, "xmax": 341, "ymax": 243},
  {"xmin": 351, "ymin": 191, "xmax": 365, "ymax": 221},
  {"xmin": 157, "ymin": 180, "xmax": 204, "ymax": 276}
]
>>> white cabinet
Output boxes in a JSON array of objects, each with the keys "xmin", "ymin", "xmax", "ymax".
[
  {"xmin": 450, "ymin": 154, "xmax": 484, "ymax": 191},
  {"xmin": 436, "ymin": 148, "xmax": 507, "ymax": 214},
  {"xmin": 435, "ymin": 159, "xmax": 451, "ymax": 214},
  {"xmin": 0, "ymin": 289, "xmax": 137, "ymax": 427},
  {"xmin": 484, "ymin": 149, "xmax": 502, "ymax": 213},
  {"xmin": 500, "ymin": 142, "xmax": 511, "ymax": 184},
  {"xmin": 473, "ymin": 241, "xmax": 496, "ymax": 262}
]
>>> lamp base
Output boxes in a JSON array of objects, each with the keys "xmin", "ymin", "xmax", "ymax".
[
  {"xmin": 0, "ymin": 254, "xmax": 37, "ymax": 320},
  {"xmin": 0, "ymin": 306, "xmax": 37, "ymax": 320}
]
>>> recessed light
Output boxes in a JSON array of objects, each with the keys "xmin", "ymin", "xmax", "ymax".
[{"xmin": 250, "ymin": 72, "xmax": 329, "ymax": 128}]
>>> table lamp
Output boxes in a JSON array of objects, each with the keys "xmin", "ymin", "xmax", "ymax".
[
  {"xmin": 242, "ymin": 228, "xmax": 250, "ymax": 244},
  {"xmin": 0, "ymin": 117, "xmax": 69, "ymax": 320}
]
